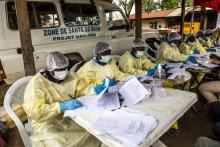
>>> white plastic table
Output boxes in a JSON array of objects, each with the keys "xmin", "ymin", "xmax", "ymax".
[{"xmin": 71, "ymin": 89, "xmax": 197, "ymax": 147}]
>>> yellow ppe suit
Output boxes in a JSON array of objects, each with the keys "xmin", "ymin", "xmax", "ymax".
[
  {"xmin": 179, "ymin": 42, "xmax": 206, "ymax": 55},
  {"xmin": 22, "ymin": 72, "xmax": 101, "ymax": 147},
  {"xmin": 179, "ymin": 43, "xmax": 194, "ymax": 55},
  {"xmin": 212, "ymin": 28, "xmax": 220, "ymax": 44},
  {"xmin": 76, "ymin": 59, "xmax": 129, "ymax": 96},
  {"xmin": 198, "ymin": 37, "xmax": 214, "ymax": 48},
  {"xmin": 155, "ymin": 42, "xmax": 188, "ymax": 64},
  {"xmin": 195, "ymin": 40, "xmax": 207, "ymax": 55},
  {"xmin": 119, "ymin": 51, "xmax": 156, "ymax": 76}
]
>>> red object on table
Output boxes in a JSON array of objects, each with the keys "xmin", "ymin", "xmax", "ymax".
[{"xmin": 194, "ymin": 0, "xmax": 220, "ymax": 12}]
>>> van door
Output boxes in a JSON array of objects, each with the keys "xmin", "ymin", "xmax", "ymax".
[{"xmin": 103, "ymin": 8, "xmax": 134, "ymax": 55}]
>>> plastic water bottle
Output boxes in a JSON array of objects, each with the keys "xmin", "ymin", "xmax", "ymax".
[{"xmin": 153, "ymin": 64, "xmax": 167, "ymax": 98}]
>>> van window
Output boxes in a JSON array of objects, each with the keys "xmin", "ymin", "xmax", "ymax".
[
  {"xmin": 62, "ymin": 4, "xmax": 99, "ymax": 27},
  {"xmin": 6, "ymin": 2, "xmax": 60, "ymax": 30},
  {"xmin": 105, "ymin": 10, "xmax": 127, "ymax": 30}
]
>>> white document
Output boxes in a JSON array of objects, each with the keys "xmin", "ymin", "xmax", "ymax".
[
  {"xmin": 184, "ymin": 62, "xmax": 206, "ymax": 70},
  {"xmin": 64, "ymin": 91, "xmax": 120, "ymax": 117},
  {"xmin": 140, "ymin": 76, "xmax": 155, "ymax": 83},
  {"xmin": 166, "ymin": 62, "xmax": 183, "ymax": 68},
  {"xmin": 167, "ymin": 67, "xmax": 186, "ymax": 80},
  {"xmin": 119, "ymin": 76, "xmax": 151, "ymax": 107},
  {"xmin": 92, "ymin": 108, "xmax": 157, "ymax": 146},
  {"xmin": 197, "ymin": 60, "xmax": 218, "ymax": 68}
]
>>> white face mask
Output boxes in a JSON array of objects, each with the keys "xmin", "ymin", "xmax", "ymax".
[
  {"xmin": 100, "ymin": 55, "xmax": 111, "ymax": 63},
  {"xmin": 135, "ymin": 51, "xmax": 144, "ymax": 58},
  {"xmin": 53, "ymin": 70, "xmax": 68, "ymax": 80}
]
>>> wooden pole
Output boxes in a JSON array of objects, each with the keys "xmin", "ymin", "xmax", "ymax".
[
  {"xmin": 135, "ymin": 0, "xmax": 142, "ymax": 39},
  {"xmin": 200, "ymin": 7, "xmax": 206, "ymax": 30},
  {"xmin": 180, "ymin": 0, "xmax": 186, "ymax": 38},
  {"xmin": 14, "ymin": 0, "xmax": 36, "ymax": 76}
]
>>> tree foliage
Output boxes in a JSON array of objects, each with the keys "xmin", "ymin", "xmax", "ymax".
[
  {"xmin": 114, "ymin": 0, "xmax": 194, "ymax": 15},
  {"xmin": 160, "ymin": 0, "xmax": 179, "ymax": 10},
  {"xmin": 142, "ymin": 0, "xmax": 159, "ymax": 12}
]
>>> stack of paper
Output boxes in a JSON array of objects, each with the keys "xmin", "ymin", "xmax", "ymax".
[
  {"xmin": 167, "ymin": 67, "xmax": 186, "ymax": 80},
  {"xmin": 166, "ymin": 62, "xmax": 183, "ymax": 68},
  {"xmin": 64, "ymin": 91, "xmax": 120, "ymax": 117},
  {"xmin": 184, "ymin": 62, "xmax": 206, "ymax": 70},
  {"xmin": 197, "ymin": 59, "xmax": 218, "ymax": 68},
  {"xmin": 92, "ymin": 108, "xmax": 157, "ymax": 146},
  {"xmin": 119, "ymin": 77, "xmax": 151, "ymax": 107}
]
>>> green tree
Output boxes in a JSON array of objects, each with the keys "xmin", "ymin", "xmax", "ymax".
[
  {"xmin": 185, "ymin": 0, "xmax": 193, "ymax": 6},
  {"xmin": 142, "ymin": 0, "xmax": 159, "ymax": 12},
  {"xmin": 160, "ymin": 0, "xmax": 179, "ymax": 10},
  {"xmin": 114, "ymin": 0, "xmax": 134, "ymax": 17}
]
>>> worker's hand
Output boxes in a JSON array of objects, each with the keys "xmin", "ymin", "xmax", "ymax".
[
  {"xmin": 60, "ymin": 99, "xmax": 83, "ymax": 112},
  {"xmin": 187, "ymin": 56, "xmax": 197, "ymax": 64},
  {"xmin": 109, "ymin": 79, "xmax": 116, "ymax": 87},
  {"xmin": 135, "ymin": 74, "xmax": 142, "ymax": 80},
  {"xmin": 206, "ymin": 48, "xmax": 216, "ymax": 52},
  {"xmin": 94, "ymin": 82, "xmax": 106, "ymax": 94},
  {"xmin": 147, "ymin": 66, "xmax": 158, "ymax": 77},
  {"xmin": 193, "ymin": 50, "xmax": 200, "ymax": 55}
]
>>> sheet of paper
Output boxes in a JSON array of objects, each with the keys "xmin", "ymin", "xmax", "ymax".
[
  {"xmin": 92, "ymin": 108, "xmax": 157, "ymax": 146},
  {"xmin": 140, "ymin": 76, "xmax": 155, "ymax": 83},
  {"xmin": 166, "ymin": 62, "xmax": 183, "ymax": 68},
  {"xmin": 119, "ymin": 76, "xmax": 151, "ymax": 107},
  {"xmin": 64, "ymin": 92, "xmax": 120, "ymax": 117},
  {"xmin": 197, "ymin": 60, "xmax": 218, "ymax": 68},
  {"xmin": 184, "ymin": 62, "xmax": 206, "ymax": 70}
]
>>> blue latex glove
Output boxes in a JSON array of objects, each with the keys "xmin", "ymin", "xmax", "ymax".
[
  {"xmin": 135, "ymin": 74, "xmax": 142, "ymax": 80},
  {"xmin": 193, "ymin": 50, "xmax": 200, "ymax": 55},
  {"xmin": 147, "ymin": 66, "xmax": 158, "ymax": 77},
  {"xmin": 109, "ymin": 79, "xmax": 116, "ymax": 87},
  {"xmin": 187, "ymin": 56, "xmax": 197, "ymax": 64},
  {"xmin": 206, "ymin": 48, "xmax": 216, "ymax": 52},
  {"xmin": 94, "ymin": 82, "xmax": 106, "ymax": 94},
  {"xmin": 60, "ymin": 99, "xmax": 83, "ymax": 112}
]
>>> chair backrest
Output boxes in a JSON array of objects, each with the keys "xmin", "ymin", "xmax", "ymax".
[{"xmin": 4, "ymin": 76, "xmax": 33, "ymax": 147}]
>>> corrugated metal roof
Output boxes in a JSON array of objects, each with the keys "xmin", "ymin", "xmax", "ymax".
[
  {"xmin": 129, "ymin": 6, "xmax": 213, "ymax": 20},
  {"xmin": 129, "ymin": 9, "xmax": 174, "ymax": 20}
]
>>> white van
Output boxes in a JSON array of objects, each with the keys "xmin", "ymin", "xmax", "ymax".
[{"xmin": 0, "ymin": 0, "xmax": 160, "ymax": 84}]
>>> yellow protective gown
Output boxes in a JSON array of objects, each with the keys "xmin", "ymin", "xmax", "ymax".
[
  {"xmin": 198, "ymin": 37, "xmax": 214, "ymax": 48},
  {"xmin": 119, "ymin": 51, "xmax": 156, "ymax": 76},
  {"xmin": 155, "ymin": 42, "xmax": 188, "ymax": 64},
  {"xmin": 179, "ymin": 43, "xmax": 194, "ymax": 55},
  {"xmin": 179, "ymin": 42, "xmax": 206, "ymax": 55},
  {"xmin": 195, "ymin": 40, "xmax": 207, "ymax": 55},
  {"xmin": 212, "ymin": 28, "xmax": 220, "ymax": 44},
  {"xmin": 22, "ymin": 72, "xmax": 101, "ymax": 147},
  {"xmin": 76, "ymin": 59, "xmax": 129, "ymax": 96}
]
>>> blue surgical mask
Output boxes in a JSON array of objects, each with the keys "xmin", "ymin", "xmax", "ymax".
[
  {"xmin": 100, "ymin": 55, "xmax": 111, "ymax": 63},
  {"xmin": 135, "ymin": 51, "xmax": 144, "ymax": 58}
]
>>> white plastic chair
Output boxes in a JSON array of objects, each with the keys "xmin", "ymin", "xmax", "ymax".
[{"xmin": 4, "ymin": 76, "xmax": 33, "ymax": 147}]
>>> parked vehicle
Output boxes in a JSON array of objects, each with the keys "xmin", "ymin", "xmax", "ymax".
[{"xmin": 0, "ymin": 0, "xmax": 160, "ymax": 84}]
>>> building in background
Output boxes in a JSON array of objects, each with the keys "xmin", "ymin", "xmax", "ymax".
[{"xmin": 129, "ymin": 6, "xmax": 217, "ymax": 35}]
